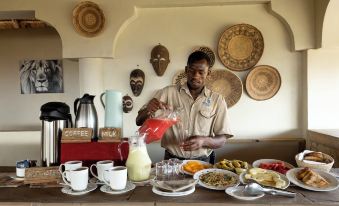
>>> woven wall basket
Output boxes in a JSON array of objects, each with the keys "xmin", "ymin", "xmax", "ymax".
[
  {"xmin": 173, "ymin": 69, "xmax": 243, "ymax": 108},
  {"xmin": 218, "ymin": 24, "xmax": 264, "ymax": 71},
  {"xmin": 245, "ymin": 65, "xmax": 281, "ymax": 101},
  {"xmin": 72, "ymin": 1, "xmax": 105, "ymax": 37},
  {"xmin": 192, "ymin": 46, "xmax": 215, "ymax": 68}
]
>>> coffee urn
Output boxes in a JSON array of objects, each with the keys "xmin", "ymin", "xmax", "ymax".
[{"xmin": 40, "ymin": 102, "xmax": 72, "ymax": 167}]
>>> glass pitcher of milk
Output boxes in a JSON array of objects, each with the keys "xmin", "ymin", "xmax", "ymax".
[{"xmin": 125, "ymin": 133, "xmax": 152, "ymax": 182}]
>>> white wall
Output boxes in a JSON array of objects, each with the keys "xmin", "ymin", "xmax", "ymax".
[
  {"xmin": 104, "ymin": 4, "xmax": 302, "ymax": 139},
  {"xmin": 0, "ymin": 3, "xmax": 305, "ymax": 165},
  {"xmin": 308, "ymin": 48, "xmax": 339, "ymax": 129},
  {"xmin": 0, "ymin": 28, "xmax": 79, "ymax": 131}
]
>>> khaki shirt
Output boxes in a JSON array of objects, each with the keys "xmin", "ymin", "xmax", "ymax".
[{"xmin": 149, "ymin": 83, "xmax": 233, "ymax": 158}]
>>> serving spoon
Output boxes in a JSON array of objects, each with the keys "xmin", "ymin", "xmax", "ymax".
[{"xmin": 244, "ymin": 182, "xmax": 296, "ymax": 198}]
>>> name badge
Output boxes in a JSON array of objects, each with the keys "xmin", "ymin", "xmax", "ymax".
[{"xmin": 202, "ymin": 97, "xmax": 211, "ymax": 107}]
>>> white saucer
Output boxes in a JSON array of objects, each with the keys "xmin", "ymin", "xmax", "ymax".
[
  {"xmin": 152, "ymin": 186, "xmax": 195, "ymax": 197},
  {"xmin": 61, "ymin": 183, "xmax": 97, "ymax": 196},
  {"xmin": 225, "ymin": 186, "xmax": 264, "ymax": 201},
  {"xmin": 100, "ymin": 181, "xmax": 136, "ymax": 195},
  {"xmin": 89, "ymin": 177, "xmax": 105, "ymax": 185}
]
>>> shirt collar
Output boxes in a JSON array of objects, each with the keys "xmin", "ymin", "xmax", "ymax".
[{"xmin": 179, "ymin": 82, "xmax": 211, "ymax": 97}]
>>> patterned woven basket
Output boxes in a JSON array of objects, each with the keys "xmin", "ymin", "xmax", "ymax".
[{"xmin": 295, "ymin": 152, "xmax": 334, "ymax": 172}]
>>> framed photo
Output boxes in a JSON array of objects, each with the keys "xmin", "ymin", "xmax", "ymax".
[{"xmin": 19, "ymin": 59, "xmax": 64, "ymax": 94}]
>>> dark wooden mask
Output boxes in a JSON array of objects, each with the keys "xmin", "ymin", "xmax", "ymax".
[
  {"xmin": 122, "ymin": 94, "xmax": 133, "ymax": 113},
  {"xmin": 150, "ymin": 44, "xmax": 170, "ymax": 76},
  {"xmin": 130, "ymin": 69, "xmax": 145, "ymax": 97}
]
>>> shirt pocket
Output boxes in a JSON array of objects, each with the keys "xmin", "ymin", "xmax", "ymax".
[{"xmin": 196, "ymin": 109, "xmax": 216, "ymax": 134}]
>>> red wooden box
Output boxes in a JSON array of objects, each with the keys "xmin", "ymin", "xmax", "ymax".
[{"xmin": 60, "ymin": 142, "xmax": 129, "ymax": 167}]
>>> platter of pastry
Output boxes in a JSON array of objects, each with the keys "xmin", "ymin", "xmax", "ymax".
[{"xmin": 286, "ymin": 168, "xmax": 339, "ymax": 192}]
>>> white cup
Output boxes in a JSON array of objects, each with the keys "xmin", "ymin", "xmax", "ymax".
[
  {"xmin": 103, "ymin": 166, "xmax": 127, "ymax": 190},
  {"xmin": 62, "ymin": 167, "xmax": 89, "ymax": 191},
  {"xmin": 59, "ymin": 161, "xmax": 82, "ymax": 181},
  {"xmin": 90, "ymin": 160, "xmax": 114, "ymax": 182}
]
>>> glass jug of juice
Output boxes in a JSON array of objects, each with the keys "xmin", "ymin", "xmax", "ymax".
[
  {"xmin": 125, "ymin": 133, "xmax": 152, "ymax": 182},
  {"xmin": 138, "ymin": 108, "xmax": 182, "ymax": 144},
  {"xmin": 138, "ymin": 118, "xmax": 177, "ymax": 144}
]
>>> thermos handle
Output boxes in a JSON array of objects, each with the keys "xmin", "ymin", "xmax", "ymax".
[
  {"xmin": 68, "ymin": 114, "xmax": 73, "ymax": 128},
  {"xmin": 74, "ymin": 98, "xmax": 80, "ymax": 116},
  {"xmin": 100, "ymin": 93, "xmax": 105, "ymax": 108}
]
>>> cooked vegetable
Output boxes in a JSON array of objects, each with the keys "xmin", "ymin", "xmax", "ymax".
[
  {"xmin": 199, "ymin": 172, "xmax": 236, "ymax": 187},
  {"xmin": 215, "ymin": 159, "xmax": 249, "ymax": 174}
]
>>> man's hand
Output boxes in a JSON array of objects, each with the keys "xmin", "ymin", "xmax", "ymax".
[
  {"xmin": 136, "ymin": 98, "xmax": 169, "ymax": 126},
  {"xmin": 181, "ymin": 136, "xmax": 207, "ymax": 151},
  {"xmin": 180, "ymin": 134, "xmax": 227, "ymax": 151},
  {"xmin": 146, "ymin": 98, "xmax": 169, "ymax": 115}
]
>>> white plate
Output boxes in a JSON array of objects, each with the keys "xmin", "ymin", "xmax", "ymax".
[
  {"xmin": 225, "ymin": 186, "xmax": 265, "ymax": 201},
  {"xmin": 252, "ymin": 159, "xmax": 295, "ymax": 170},
  {"xmin": 100, "ymin": 181, "xmax": 136, "ymax": 194},
  {"xmin": 150, "ymin": 178, "xmax": 198, "ymax": 192},
  {"xmin": 152, "ymin": 185, "xmax": 195, "ymax": 197},
  {"xmin": 179, "ymin": 160, "xmax": 212, "ymax": 176},
  {"xmin": 239, "ymin": 169, "xmax": 290, "ymax": 189},
  {"xmin": 286, "ymin": 168, "xmax": 339, "ymax": 192},
  {"xmin": 193, "ymin": 168, "xmax": 240, "ymax": 190},
  {"xmin": 61, "ymin": 182, "xmax": 97, "ymax": 196}
]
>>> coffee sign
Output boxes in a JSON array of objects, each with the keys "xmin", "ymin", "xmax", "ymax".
[{"xmin": 62, "ymin": 128, "xmax": 93, "ymax": 140}]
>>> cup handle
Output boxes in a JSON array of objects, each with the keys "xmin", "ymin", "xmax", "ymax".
[
  {"xmin": 90, "ymin": 164, "xmax": 99, "ymax": 179},
  {"xmin": 62, "ymin": 171, "xmax": 71, "ymax": 186},
  {"xmin": 103, "ymin": 170, "xmax": 110, "ymax": 186},
  {"xmin": 59, "ymin": 164, "xmax": 65, "ymax": 175}
]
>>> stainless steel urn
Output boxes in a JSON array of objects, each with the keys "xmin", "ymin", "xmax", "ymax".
[
  {"xmin": 40, "ymin": 102, "xmax": 72, "ymax": 167},
  {"xmin": 74, "ymin": 93, "xmax": 98, "ymax": 139}
]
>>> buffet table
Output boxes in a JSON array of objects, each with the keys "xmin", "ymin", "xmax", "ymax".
[{"xmin": 0, "ymin": 167, "xmax": 338, "ymax": 206}]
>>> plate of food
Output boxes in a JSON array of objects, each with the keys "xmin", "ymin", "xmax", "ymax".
[
  {"xmin": 214, "ymin": 159, "xmax": 249, "ymax": 175},
  {"xmin": 295, "ymin": 150, "xmax": 334, "ymax": 172},
  {"xmin": 252, "ymin": 159, "xmax": 294, "ymax": 175},
  {"xmin": 286, "ymin": 167, "xmax": 339, "ymax": 192},
  {"xmin": 225, "ymin": 186, "xmax": 265, "ymax": 201},
  {"xmin": 240, "ymin": 168, "xmax": 289, "ymax": 189},
  {"xmin": 193, "ymin": 168, "xmax": 240, "ymax": 190},
  {"xmin": 180, "ymin": 160, "xmax": 212, "ymax": 176}
]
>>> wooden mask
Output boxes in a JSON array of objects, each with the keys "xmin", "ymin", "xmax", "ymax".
[
  {"xmin": 150, "ymin": 44, "xmax": 170, "ymax": 76},
  {"xmin": 122, "ymin": 94, "xmax": 133, "ymax": 113},
  {"xmin": 130, "ymin": 69, "xmax": 145, "ymax": 97}
]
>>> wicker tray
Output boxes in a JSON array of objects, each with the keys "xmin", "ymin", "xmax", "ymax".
[
  {"xmin": 72, "ymin": 1, "xmax": 105, "ymax": 37},
  {"xmin": 192, "ymin": 46, "xmax": 215, "ymax": 68},
  {"xmin": 245, "ymin": 65, "xmax": 281, "ymax": 100},
  {"xmin": 218, "ymin": 24, "xmax": 264, "ymax": 71},
  {"xmin": 173, "ymin": 69, "xmax": 242, "ymax": 108}
]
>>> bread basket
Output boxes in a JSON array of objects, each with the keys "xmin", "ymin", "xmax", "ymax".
[{"xmin": 295, "ymin": 150, "xmax": 334, "ymax": 172}]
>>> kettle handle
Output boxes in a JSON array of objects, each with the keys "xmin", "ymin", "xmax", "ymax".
[
  {"xmin": 68, "ymin": 114, "xmax": 73, "ymax": 128},
  {"xmin": 100, "ymin": 93, "xmax": 105, "ymax": 109},
  {"xmin": 74, "ymin": 98, "xmax": 80, "ymax": 116}
]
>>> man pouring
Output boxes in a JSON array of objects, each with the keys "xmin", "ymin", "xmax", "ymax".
[{"xmin": 136, "ymin": 51, "xmax": 233, "ymax": 164}]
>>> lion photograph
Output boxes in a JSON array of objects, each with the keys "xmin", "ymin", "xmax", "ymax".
[{"xmin": 19, "ymin": 59, "xmax": 63, "ymax": 94}]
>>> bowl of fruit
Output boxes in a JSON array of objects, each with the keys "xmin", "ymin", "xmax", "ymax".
[{"xmin": 252, "ymin": 159, "xmax": 294, "ymax": 175}]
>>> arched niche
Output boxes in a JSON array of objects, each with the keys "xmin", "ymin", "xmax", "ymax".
[
  {"xmin": 322, "ymin": 0, "xmax": 339, "ymax": 48},
  {"xmin": 0, "ymin": 13, "xmax": 79, "ymax": 131}
]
